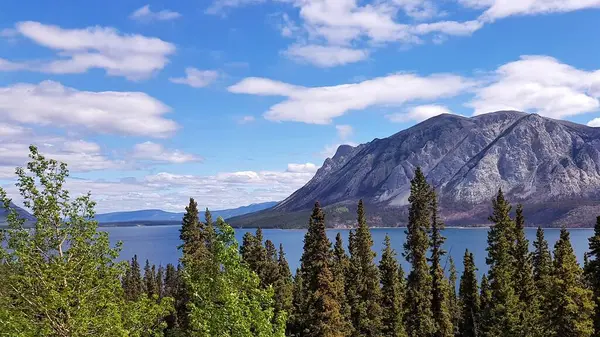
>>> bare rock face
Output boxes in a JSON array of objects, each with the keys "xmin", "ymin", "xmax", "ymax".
[{"xmin": 236, "ymin": 111, "xmax": 600, "ymax": 227}]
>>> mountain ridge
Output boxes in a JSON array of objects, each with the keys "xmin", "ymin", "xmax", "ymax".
[{"xmin": 230, "ymin": 111, "xmax": 600, "ymax": 228}]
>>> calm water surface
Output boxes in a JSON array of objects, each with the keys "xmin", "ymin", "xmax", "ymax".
[{"xmin": 102, "ymin": 226, "xmax": 594, "ymax": 277}]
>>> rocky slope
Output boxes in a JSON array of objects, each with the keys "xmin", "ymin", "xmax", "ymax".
[{"xmin": 230, "ymin": 111, "xmax": 600, "ymax": 228}]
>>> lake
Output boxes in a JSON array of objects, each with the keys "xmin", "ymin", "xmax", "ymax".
[{"xmin": 103, "ymin": 226, "xmax": 594, "ymax": 277}]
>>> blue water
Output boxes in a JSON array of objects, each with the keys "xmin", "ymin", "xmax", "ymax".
[{"xmin": 103, "ymin": 226, "xmax": 594, "ymax": 278}]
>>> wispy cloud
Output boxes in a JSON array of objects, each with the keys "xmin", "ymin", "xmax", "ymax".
[
  {"xmin": 130, "ymin": 5, "xmax": 182, "ymax": 22},
  {"xmin": 170, "ymin": 68, "xmax": 220, "ymax": 88}
]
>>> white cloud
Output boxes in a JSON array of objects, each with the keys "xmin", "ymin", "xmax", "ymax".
[
  {"xmin": 336, "ymin": 124, "xmax": 353, "ymax": 140},
  {"xmin": 206, "ymin": 0, "xmax": 267, "ymax": 14},
  {"xmin": 130, "ymin": 5, "xmax": 182, "ymax": 22},
  {"xmin": 0, "ymin": 58, "xmax": 27, "ymax": 71},
  {"xmin": 587, "ymin": 118, "xmax": 600, "ymax": 127},
  {"xmin": 0, "ymin": 80, "xmax": 178, "ymax": 137},
  {"xmin": 1, "ymin": 21, "xmax": 175, "ymax": 80},
  {"xmin": 468, "ymin": 55, "xmax": 600, "ymax": 118},
  {"xmin": 237, "ymin": 115, "xmax": 256, "ymax": 124},
  {"xmin": 475, "ymin": 0, "xmax": 600, "ymax": 21},
  {"xmin": 169, "ymin": 68, "xmax": 220, "ymax": 88},
  {"xmin": 283, "ymin": 44, "xmax": 369, "ymax": 67},
  {"xmin": 386, "ymin": 104, "xmax": 454, "ymax": 122},
  {"xmin": 286, "ymin": 162, "xmax": 319, "ymax": 173},
  {"xmin": 0, "ymin": 123, "xmax": 29, "ymax": 137},
  {"xmin": 132, "ymin": 141, "xmax": 202, "ymax": 164},
  {"xmin": 229, "ymin": 73, "xmax": 473, "ymax": 124}
]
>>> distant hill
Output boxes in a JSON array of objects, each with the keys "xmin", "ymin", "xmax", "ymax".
[
  {"xmin": 230, "ymin": 111, "xmax": 600, "ymax": 228},
  {"xmin": 0, "ymin": 202, "xmax": 35, "ymax": 225},
  {"xmin": 94, "ymin": 201, "xmax": 278, "ymax": 225}
]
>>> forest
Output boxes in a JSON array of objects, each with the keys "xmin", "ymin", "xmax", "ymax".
[{"xmin": 1, "ymin": 146, "xmax": 600, "ymax": 337}]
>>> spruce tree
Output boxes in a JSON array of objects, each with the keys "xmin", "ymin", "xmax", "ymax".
[
  {"xmin": 179, "ymin": 198, "xmax": 202, "ymax": 258},
  {"xmin": 241, "ymin": 229, "xmax": 270, "ymax": 287},
  {"xmin": 483, "ymin": 189, "xmax": 519, "ymax": 337},
  {"xmin": 299, "ymin": 202, "xmax": 350, "ymax": 337},
  {"xmin": 348, "ymin": 200, "xmax": 383, "ymax": 337},
  {"xmin": 333, "ymin": 233, "xmax": 353, "ymax": 334},
  {"xmin": 290, "ymin": 268, "xmax": 306, "ymax": 337},
  {"xmin": 124, "ymin": 255, "xmax": 144, "ymax": 301},
  {"xmin": 275, "ymin": 244, "xmax": 294, "ymax": 333},
  {"xmin": 479, "ymin": 275, "xmax": 491, "ymax": 337},
  {"xmin": 585, "ymin": 216, "xmax": 600, "ymax": 336},
  {"xmin": 448, "ymin": 256, "xmax": 461, "ymax": 337},
  {"xmin": 429, "ymin": 192, "xmax": 453, "ymax": 337},
  {"xmin": 532, "ymin": 226, "xmax": 553, "ymax": 335},
  {"xmin": 380, "ymin": 235, "xmax": 408, "ymax": 337},
  {"xmin": 157, "ymin": 265, "xmax": 165, "ymax": 299},
  {"xmin": 144, "ymin": 260, "xmax": 158, "ymax": 298},
  {"xmin": 512, "ymin": 204, "xmax": 541, "ymax": 336},
  {"xmin": 163, "ymin": 263, "xmax": 180, "ymax": 331},
  {"xmin": 459, "ymin": 250, "xmax": 479, "ymax": 337},
  {"xmin": 548, "ymin": 228, "xmax": 594, "ymax": 337},
  {"xmin": 403, "ymin": 167, "xmax": 435, "ymax": 337},
  {"xmin": 263, "ymin": 239, "xmax": 281, "ymax": 287}
]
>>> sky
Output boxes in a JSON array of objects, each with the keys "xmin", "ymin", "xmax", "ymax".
[{"xmin": 0, "ymin": 0, "xmax": 599, "ymax": 213}]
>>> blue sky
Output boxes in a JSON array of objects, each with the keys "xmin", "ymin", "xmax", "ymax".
[{"xmin": 0, "ymin": 0, "xmax": 599, "ymax": 212}]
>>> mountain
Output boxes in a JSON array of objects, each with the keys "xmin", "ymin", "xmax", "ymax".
[
  {"xmin": 0, "ymin": 202, "xmax": 35, "ymax": 225},
  {"xmin": 94, "ymin": 201, "xmax": 278, "ymax": 225},
  {"xmin": 230, "ymin": 111, "xmax": 600, "ymax": 228}
]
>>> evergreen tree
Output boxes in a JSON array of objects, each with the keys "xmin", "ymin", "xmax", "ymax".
[
  {"xmin": 547, "ymin": 228, "xmax": 594, "ymax": 337},
  {"xmin": 478, "ymin": 274, "xmax": 492, "ymax": 337},
  {"xmin": 532, "ymin": 227, "xmax": 553, "ymax": 335},
  {"xmin": 124, "ymin": 255, "xmax": 144, "ymax": 301},
  {"xmin": 333, "ymin": 233, "xmax": 353, "ymax": 334},
  {"xmin": 585, "ymin": 216, "xmax": 600, "ymax": 336},
  {"xmin": 512, "ymin": 204, "xmax": 541, "ymax": 336},
  {"xmin": 179, "ymin": 198, "xmax": 202, "ymax": 258},
  {"xmin": 144, "ymin": 260, "xmax": 158, "ymax": 298},
  {"xmin": 0, "ymin": 146, "xmax": 172, "ymax": 336},
  {"xmin": 264, "ymin": 239, "xmax": 281, "ymax": 287},
  {"xmin": 157, "ymin": 265, "xmax": 165, "ymax": 299},
  {"xmin": 379, "ymin": 235, "xmax": 408, "ymax": 337},
  {"xmin": 429, "ymin": 192, "xmax": 453, "ymax": 337},
  {"xmin": 348, "ymin": 200, "xmax": 383, "ymax": 337},
  {"xmin": 448, "ymin": 256, "xmax": 461, "ymax": 337},
  {"xmin": 459, "ymin": 250, "xmax": 479, "ymax": 337},
  {"xmin": 241, "ymin": 228, "xmax": 270, "ymax": 287},
  {"xmin": 163, "ymin": 263, "xmax": 180, "ymax": 331},
  {"xmin": 403, "ymin": 167, "xmax": 435, "ymax": 337},
  {"xmin": 483, "ymin": 189, "xmax": 519, "ymax": 337},
  {"xmin": 299, "ymin": 202, "xmax": 350, "ymax": 337},
  {"xmin": 275, "ymin": 244, "xmax": 294, "ymax": 334},
  {"xmin": 290, "ymin": 268, "xmax": 306, "ymax": 337}
]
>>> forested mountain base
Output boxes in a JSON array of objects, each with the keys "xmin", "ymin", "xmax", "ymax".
[{"xmin": 1, "ymin": 147, "xmax": 600, "ymax": 337}]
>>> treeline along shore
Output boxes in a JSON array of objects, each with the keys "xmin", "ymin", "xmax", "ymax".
[{"xmin": 2, "ymin": 146, "xmax": 600, "ymax": 337}]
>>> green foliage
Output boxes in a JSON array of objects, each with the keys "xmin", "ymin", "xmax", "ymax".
[
  {"xmin": 332, "ymin": 233, "xmax": 353, "ymax": 334},
  {"xmin": 458, "ymin": 250, "xmax": 479, "ymax": 337},
  {"xmin": 403, "ymin": 168, "xmax": 435, "ymax": 337},
  {"xmin": 547, "ymin": 228, "xmax": 595, "ymax": 337},
  {"xmin": 447, "ymin": 256, "xmax": 460, "ymax": 337},
  {"xmin": 483, "ymin": 189, "xmax": 519, "ymax": 337},
  {"xmin": 0, "ymin": 145, "xmax": 172, "ymax": 336},
  {"xmin": 275, "ymin": 244, "xmax": 294, "ymax": 334},
  {"xmin": 184, "ymin": 217, "xmax": 285, "ymax": 337},
  {"xmin": 429, "ymin": 192, "xmax": 453, "ymax": 337},
  {"xmin": 123, "ymin": 255, "xmax": 144, "ymax": 301},
  {"xmin": 297, "ymin": 202, "xmax": 350, "ymax": 337},
  {"xmin": 379, "ymin": 235, "xmax": 407, "ymax": 337},
  {"xmin": 348, "ymin": 200, "xmax": 383, "ymax": 337},
  {"xmin": 585, "ymin": 216, "xmax": 600, "ymax": 336},
  {"xmin": 478, "ymin": 275, "xmax": 491, "ymax": 337},
  {"xmin": 512, "ymin": 204, "xmax": 542, "ymax": 337}
]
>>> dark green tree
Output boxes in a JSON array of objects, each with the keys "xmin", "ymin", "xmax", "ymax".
[
  {"xmin": 241, "ymin": 229, "xmax": 269, "ymax": 287},
  {"xmin": 298, "ymin": 202, "xmax": 350, "ymax": 337},
  {"xmin": 263, "ymin": 239, "xmax": 281, "ymax": 287},
  {"xmin": 483, "ymin": 189, "xmax": 519, "ymax": 337},
  {"xmin": 290, "ymin": 268, "xmax": 306, "ymax": 337},
  {"xmin": 448, "ymin": 256, "xmax": 461, "ymax": 336},
  {"xmin": 124, "ymin": 255, "xmax": 144, "ymax": 301},
  {"xmin": 429, "ymin": 192, "xmax": 453, "ymax": 337},
  {"xmin": 479, "ymin": 274, "xmax": 492, "ymax": 337},
  {"xmin": 459, "ymin": 250, "xmax": 479, "ymax": 337},
  {"xmin": 163, "ymin": 263, "xmax": 181, "ymax": 331},
  {"xmin": 333, "ymin": 233, "xmax": 353, "ymax": 333},
  {"xmin": 144, "ymin": 260, "xmax": 158, "ymax": 298},
  {"xmin": 403, "ymin": 168, "xmax": 435, "ymax": 337},
  {"xmin": 275, "ymin": 244, "xmax": 294, "ymax": 334},
  {"xmin": 379, "ymin": 235, "xmax": 407, "ymax": 337},
  {"xmin": 532, "ymin": 226, "xmax": 553, "ymax": 335},
  {"xmin": 547, "ymin": 228, "xmax": 594, "ymax": 337},
  {"xmin": 157, "ymin": 265, "xmax": 165, "ymax": 299},
  {"xmin": 512, "ymin": 204, "xmax": 541, "ymax": 336},
  {"xmin": 179, "ymin": 198, "xmax": 202, "ymax": 258},
  {"xmin": 585, "ymin": 216, "xmax": 600, "ymax": 336},
  {"xmin": 348, "ymin": 200, "xmax": 383, "ymax": 337}
]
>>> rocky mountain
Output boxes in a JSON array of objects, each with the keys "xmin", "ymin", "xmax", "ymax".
[{"xmin": 230, "ymin": 111, "xmax": 600, "ymax": 228}]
